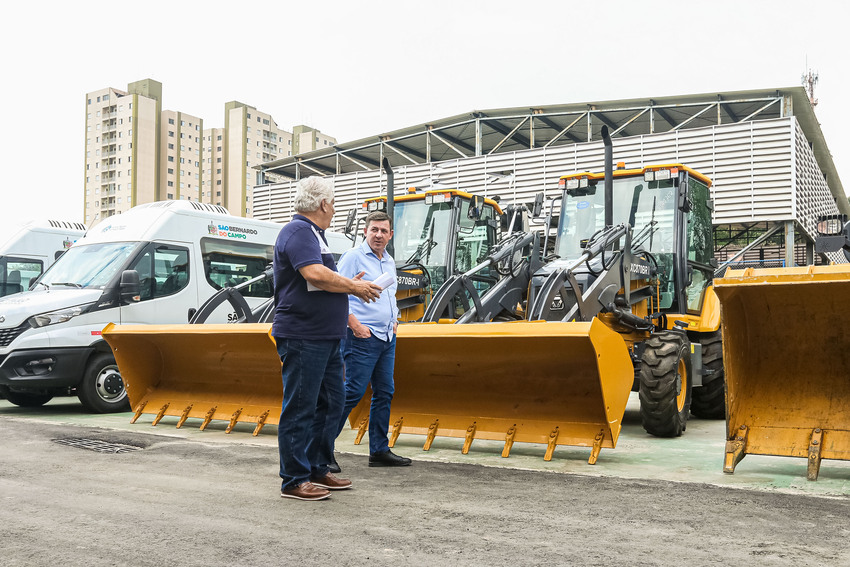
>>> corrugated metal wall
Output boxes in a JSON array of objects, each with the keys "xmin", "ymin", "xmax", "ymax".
[{"xmin": 253, "ymin": 117, "xmax": 840, "ymax": 242}]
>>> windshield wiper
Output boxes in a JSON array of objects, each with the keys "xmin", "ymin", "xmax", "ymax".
[
  {"xmin": 35, "ymin": 281, "xmax": 50, "ymax": 291},
  {"xmin": 405, "ymin": 217, "xmax": 439, "ymax": 264},
  {"xmin": 50, "ymin": 282, "xmax": 83, "ymax": 288}
]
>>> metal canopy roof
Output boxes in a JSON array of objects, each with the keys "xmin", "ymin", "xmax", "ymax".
[{"xmin": 258, "ymin": 86, "xmax": 843, "ymax": 205}]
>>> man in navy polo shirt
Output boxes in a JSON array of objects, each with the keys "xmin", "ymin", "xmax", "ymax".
[{"xmin": 273, "ymin": 176, "xmax": 382, "ymax": 501}]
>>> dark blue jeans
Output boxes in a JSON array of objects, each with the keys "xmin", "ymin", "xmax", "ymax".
[
  {"xmin": 275, "ymin": 337, "xmax": 344, "ymax": 490},
  {"xmin": 337, "ymin": 330, "xmax": 396, "ymax": 455}
]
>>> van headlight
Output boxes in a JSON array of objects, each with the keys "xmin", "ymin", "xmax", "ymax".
[{"xmin": 28, "ymin": 303, "xmax": 95, "ymax": 328}]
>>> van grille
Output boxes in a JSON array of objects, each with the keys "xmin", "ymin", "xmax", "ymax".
[{"xmin": 0, "ymin": 322, "xmax": 30, "ymax": 347}]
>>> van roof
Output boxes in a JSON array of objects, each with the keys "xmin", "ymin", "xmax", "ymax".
[
  {"xmin": 81, "ymin": 200, "xmax": 283, "ymax": 246},
  {"xmin": 20, "ymin": 219, "xmax": 87, "ymax": 232}
]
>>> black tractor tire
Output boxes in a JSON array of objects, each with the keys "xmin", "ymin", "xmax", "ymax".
[
  {"xmin": 4, "ymin": 391, "xmax": 53, "ymax": 407},
  {"xmin": 77, "ymin": 353, "xmax": 130, "ymax": 413},
  {"xmin": 639, "ymin": 331, "xmax": 692, "ymax": 437},
  {"xmin": 690, "ymin": 331, "xmax": 726, "ymax": 419}
]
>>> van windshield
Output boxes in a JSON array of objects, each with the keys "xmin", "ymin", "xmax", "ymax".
[{"xmin": 39, "ymin": 242, "xmax": 139, "ymax": 289}]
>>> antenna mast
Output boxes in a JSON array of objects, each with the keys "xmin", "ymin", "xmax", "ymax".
[{"xmin": 801, "ymin": 65, "xmax": 819, "ymax": 107}]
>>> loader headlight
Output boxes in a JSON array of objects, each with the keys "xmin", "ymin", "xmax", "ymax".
[
  {"xmin": 424, "ymin": 192, "xmax": 452, "ymax": 205},
  {"xmin": 816, "ymin": 216, "xmax": 846, "ymax": 236},
  {"xmin": 565, "ymin": 177, "xmax": 588, "ymax": 190},
  {"xmin": 28, "ymin": 303, "xmax": 96, "ymax": 328}
]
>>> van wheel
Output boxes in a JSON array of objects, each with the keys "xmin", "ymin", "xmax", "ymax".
[
  {"xmin": 4, "ymin": 391, "xmax": 53, "ymax": 407},
  {"xmin": 78, "ymin": 353, "xmax": 129, "ymax": 413},
  {"xmin": 639, "ymin": 331, "xmax": 692, "ymax": 437},
  {"xmin": 690, "ymin": 331, "xmax": 725, "ymax": 419}
]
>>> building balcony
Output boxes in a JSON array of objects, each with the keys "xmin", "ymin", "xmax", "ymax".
[{"xmin": 102, "ymin": 123, "xmax": 117, "ymax": 133}]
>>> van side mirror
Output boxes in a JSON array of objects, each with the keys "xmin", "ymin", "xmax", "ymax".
[
  {"xmin": 119, "ymin": 270, "xmax": 141, "ymax": 304},
  {"xmin": 468, "ymin": 195, "xmax": 484, "ymax": 220}
]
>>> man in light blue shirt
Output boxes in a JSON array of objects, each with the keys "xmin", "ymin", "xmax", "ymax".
[{"xmin": 335, "ymin": 211, "xmax": 412, "ymax": 468}]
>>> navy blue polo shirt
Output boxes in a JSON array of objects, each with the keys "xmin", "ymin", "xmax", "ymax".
[{"xmin": 271, "ymin": 214, "xmax": 348, "ymax": 340}]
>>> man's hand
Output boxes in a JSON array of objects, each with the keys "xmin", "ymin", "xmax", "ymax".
[
  {"xmin": 351, "ymin": 271, "xmax": 382, "ymax": 303},
  {"xmin": 298, "ymin": 265, "xmax": 382, "ymax": 302},
  {"xmin": 351, "ymin": 322, "xmax": 372, "ymax": 338}
]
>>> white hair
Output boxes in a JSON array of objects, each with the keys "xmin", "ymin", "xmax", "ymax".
[{"xmin": 293, "ymin": 176, "xmax": 334, "ymax": 213}]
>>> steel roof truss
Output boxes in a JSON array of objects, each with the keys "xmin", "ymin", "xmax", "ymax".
[
  {"xmin": 338, "ymin": 151, "xmax": 374, "ymax": 171},
  {"xmin": 487, "ymin": 116, "xmax": 530, "ymax": 155},
  {"xmin": 382, "ymin": 140, "xmax": 422, "ymax": 165},
  {"xmin": 741, "ymin": 97, "xmax": 781, "ymax": 123},
  {"xmin": 543, "ymin": 112, "xmax": 588, "ymax": 148},
  {"xmin": 671, "ymin": 103, "xmax": 716, "ymax": 131},
  {"xmin": 428, "ymin": 129, "xmax": 469, "ymax": 159},
  {"xmin": 611, "ymin": 107, "xmax": 650, "ymax": 137}
]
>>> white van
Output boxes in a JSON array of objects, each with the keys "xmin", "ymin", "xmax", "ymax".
[
  {"xmin": 0, "ymin": 200, "xmax": 352, "ymax": 412},
  {"xmin": 0, "ymin": 220, "xmax": 86, "ymax": 297}
]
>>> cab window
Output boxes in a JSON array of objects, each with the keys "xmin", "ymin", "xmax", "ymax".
[
  {"xmin": 0, "ymin": 258, "xmax": 43, "ymax": 296},
  {"xmin": 128, "ymin": 244, "xmax": 190, "ymax": 301},
  {"xmin": 201, "ymin": 238, "xmax": 273, "ymax": 298}
]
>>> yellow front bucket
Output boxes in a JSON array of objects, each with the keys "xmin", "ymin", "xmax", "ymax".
[
  {"xmin": 347, "ymin": 318, "xmax": 634, "ymax": 462},
  {"xmin": 714, "ymin": 265, "xmax": 850, "ymax": 479},
  {"xmin": 102, "ymin": 323, "xmax": 281, "ymax": 434}
]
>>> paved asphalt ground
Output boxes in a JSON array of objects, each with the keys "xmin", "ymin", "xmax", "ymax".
[{"xmin": 2, "ymin": 396, "xmax": 849, "ymax": 566}]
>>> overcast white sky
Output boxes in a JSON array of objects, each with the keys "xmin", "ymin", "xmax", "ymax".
[{"xmin": 1, "ymin": 0, "xmax": 846, "ymax": 229}]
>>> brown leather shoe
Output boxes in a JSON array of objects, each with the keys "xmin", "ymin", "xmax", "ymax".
[
  {"xmin": 310, "ymin": 472, "xmax": 353, "ymax": 490},
  {"xmin": 281, "ymin": 481, "xmax": 331, "ymax": 501}
]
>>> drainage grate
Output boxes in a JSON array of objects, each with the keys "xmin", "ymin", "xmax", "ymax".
[{"xmin": 52, "ymin": 438, "xmax": 142, "ymax": 454}]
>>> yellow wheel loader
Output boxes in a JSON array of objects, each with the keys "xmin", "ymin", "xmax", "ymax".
[
  {"xmin": 714, "ymin": 215, "xmax": 850, "ymax": 480},
  {"xmin": 377, "ymin": 127, "xmax": 723, "ymax": 462}
]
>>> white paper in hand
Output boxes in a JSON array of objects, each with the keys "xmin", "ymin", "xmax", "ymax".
[{"xmin": 372, "ymin": 272, "xmax": 395, "ymax": 290}]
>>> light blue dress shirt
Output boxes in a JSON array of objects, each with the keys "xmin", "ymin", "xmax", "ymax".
[{"xmin": 336, "ymin": 240, "xmax": 399, "ymax": 341}]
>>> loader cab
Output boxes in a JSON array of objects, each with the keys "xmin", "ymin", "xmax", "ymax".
[
  {"xmin": 555, "ymin": 164, "xmax": 713, "ymax": 316},
  {"xmin": 363, "ymin": 190, "xmax": 502, "ymax": 319}
]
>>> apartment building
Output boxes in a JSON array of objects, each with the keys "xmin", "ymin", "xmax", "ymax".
[
  {"xmin": 201, "ymin": 127, "xmax": 225, "ymax": 206},
  {"xmin": 220, "ymin": 102, "xmax": 293, "ymax": 216},
  {"xmin": 292, "ymin": 124, "xmax": 336, "ymax": 155},
  {"xmin": 161, "ymin": 110, "xmax": 204, "ymax": 203},
  {"xmin": 83, "ymin": 79, "xmax": 161, "ymax": 224},
  {"xmin": 84, "ymin": 79, "xmax": 336, "ymax": 221}
]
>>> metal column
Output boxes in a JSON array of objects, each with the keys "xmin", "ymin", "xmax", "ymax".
[{"xmin": 784, "ymin": 220, "xmax": 796, "ymax": 267}]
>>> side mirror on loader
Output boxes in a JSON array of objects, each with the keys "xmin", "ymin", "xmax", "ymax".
[
  {"xmin": 678, "ymin": 180, "xmax": 691, "ymax": 213},
  {"xmin": 344, "ymin": 209, "xmax": 357, "ymax": 238},
  {"xmin": 468, "ymin": 195, "xmax": 484, "ymax": 220},
  {"xmin": 532, "ymin": 193, "xmax": 544, "ymax": 218}
]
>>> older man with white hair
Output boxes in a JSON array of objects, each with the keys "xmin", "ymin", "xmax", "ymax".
[{"xmin": 272, "ymin": 176, "xmax": 382, "ymax": 501}]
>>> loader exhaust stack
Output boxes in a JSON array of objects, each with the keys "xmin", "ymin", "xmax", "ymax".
[{"xmin": 714, "ymin": 265, "xmax": 850, "ymax": 480}]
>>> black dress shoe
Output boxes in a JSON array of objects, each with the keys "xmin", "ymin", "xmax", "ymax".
[
  {"xmin": 328, "ymin": 455, "xmax": 341, "ymax": 474},
  {"xmin": 369, "ymin": 450, "xmax": 412, "ymax": 467}
]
